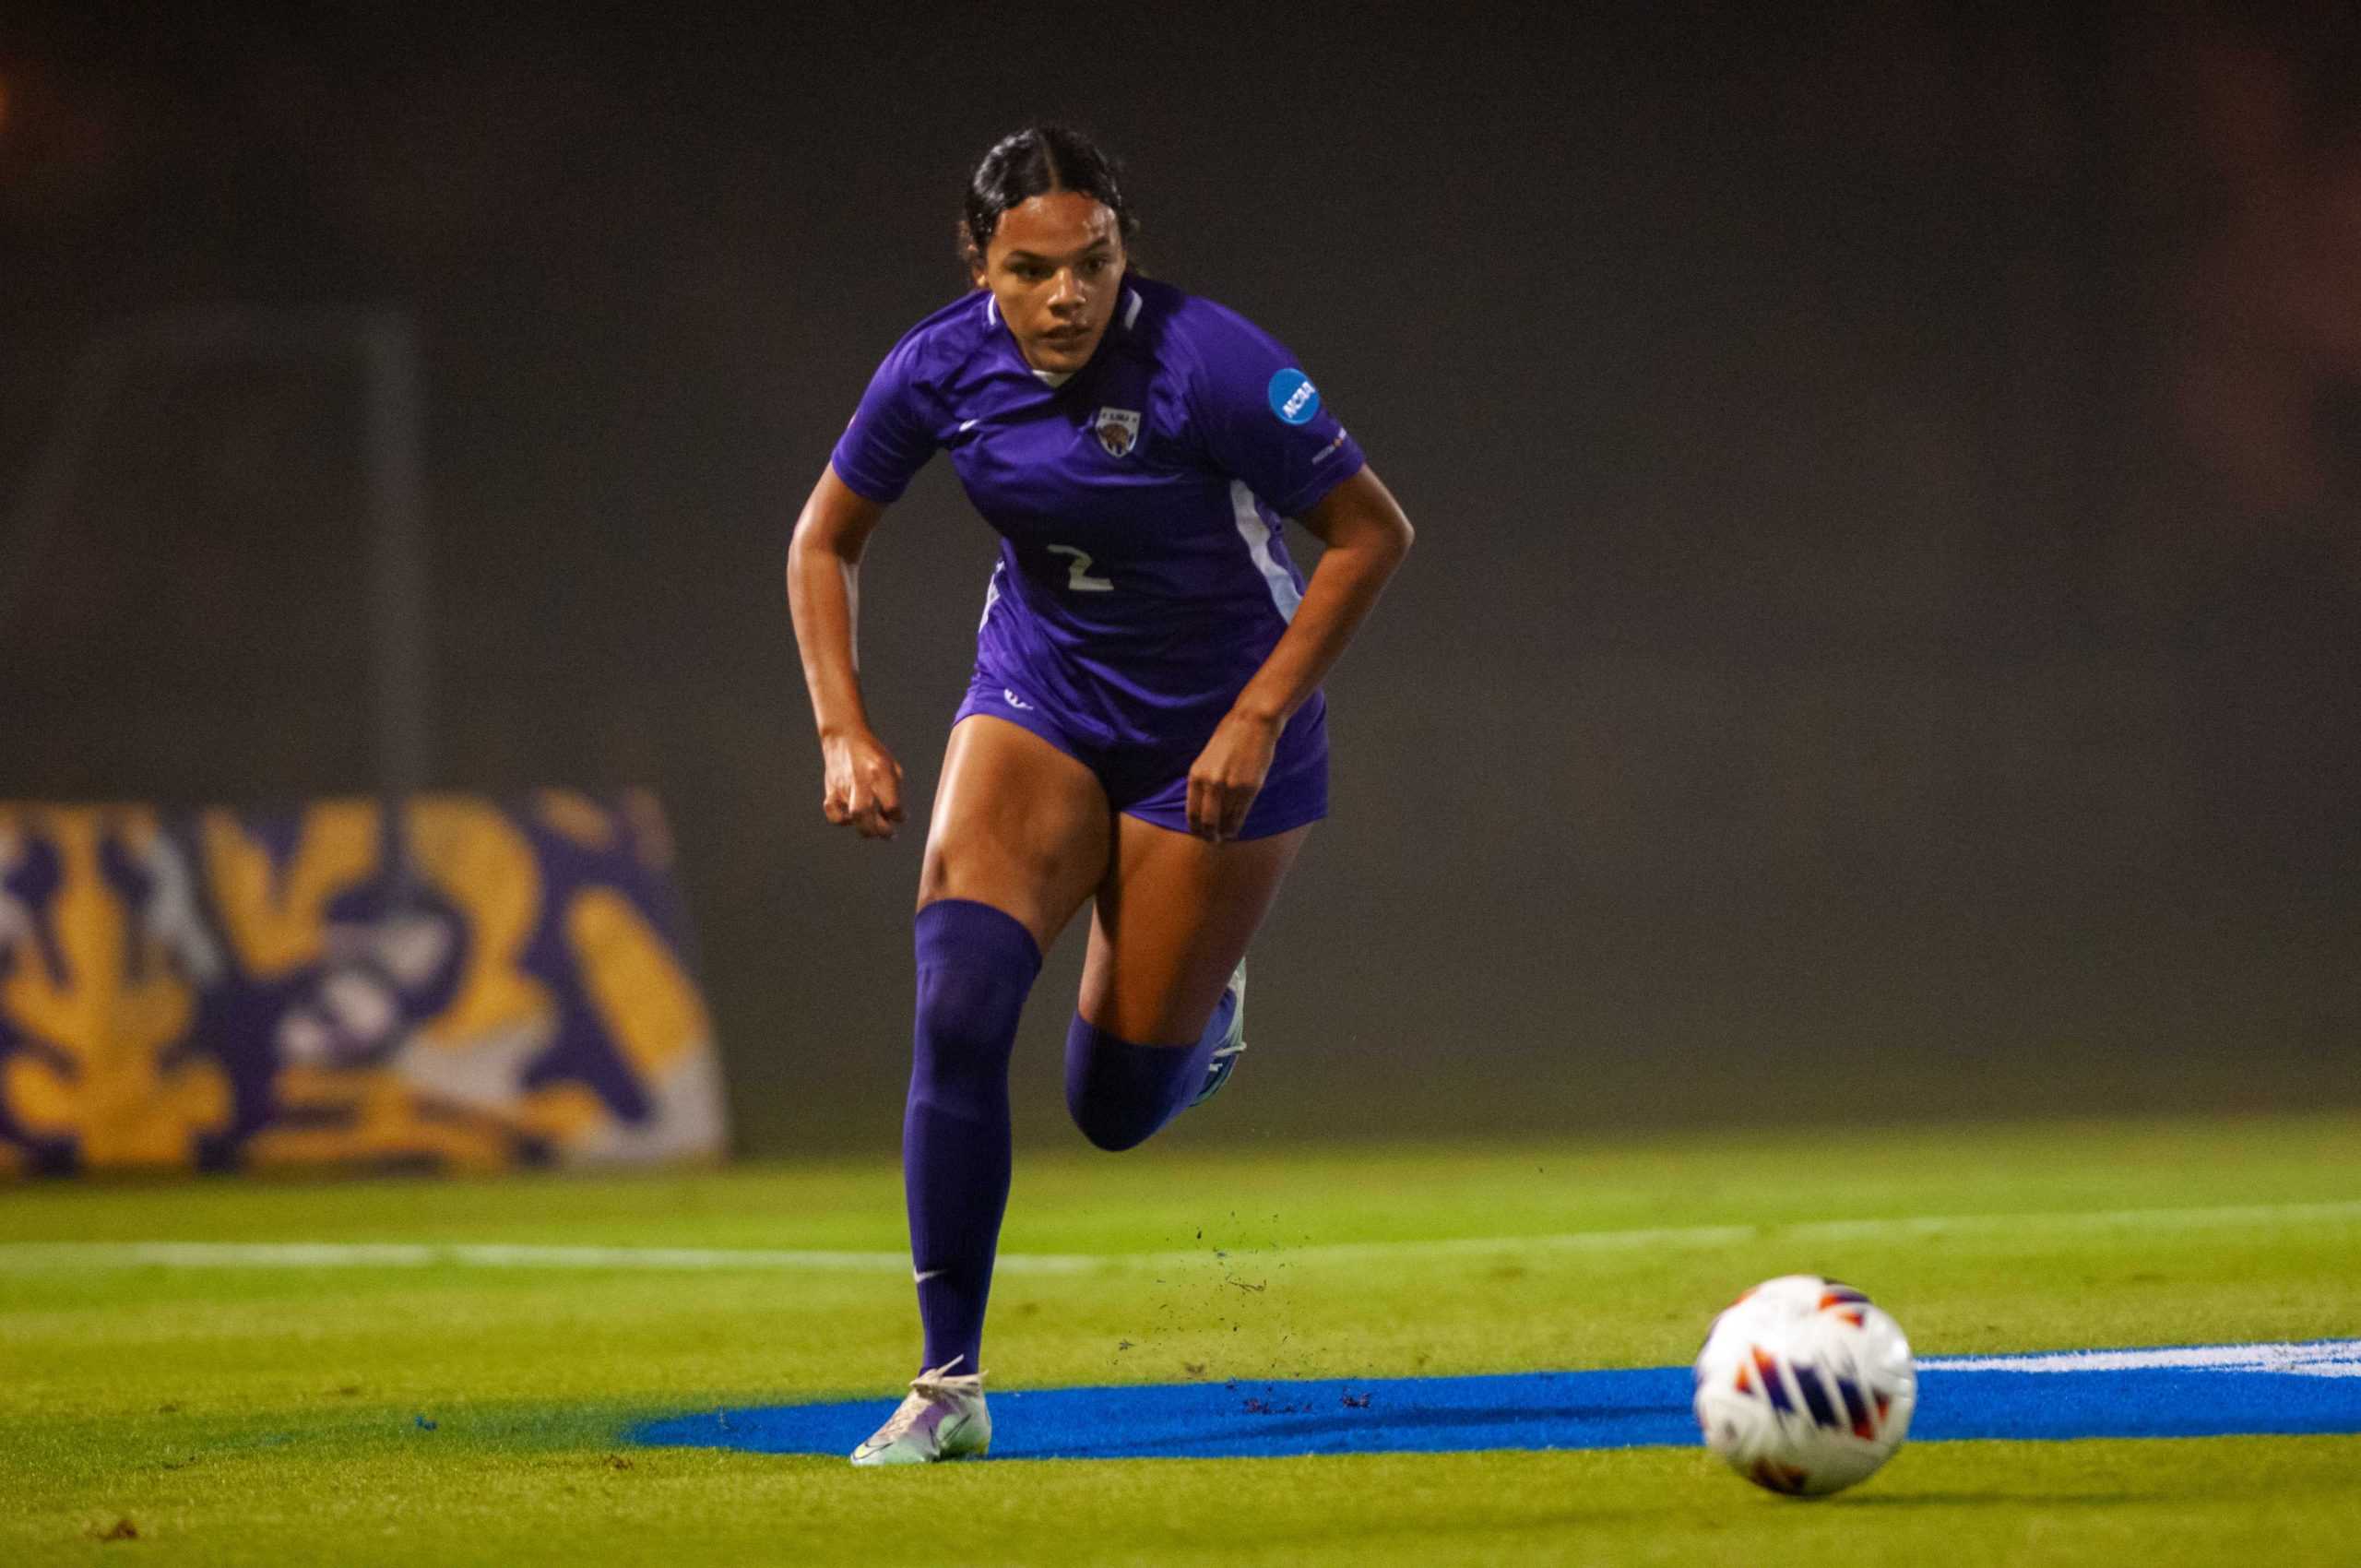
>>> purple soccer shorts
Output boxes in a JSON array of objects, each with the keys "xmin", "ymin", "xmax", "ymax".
[{"xmin": 952, "ymin": 664, "xmax": 1327, "ymax": 841}]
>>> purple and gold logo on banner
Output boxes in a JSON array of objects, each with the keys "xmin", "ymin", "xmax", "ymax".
[{"xmin": 0, "ymin": 790, "xmax": 725, "ymax": 1177}]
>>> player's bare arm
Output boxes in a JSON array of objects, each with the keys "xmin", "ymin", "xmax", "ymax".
[
  {"xmin": 786, "ymin": 464, "xmax": 905, "ymax": 839},
  {"xmin": 1188, "ymin": 467, "xmax": 1415, "ymax": 841}
]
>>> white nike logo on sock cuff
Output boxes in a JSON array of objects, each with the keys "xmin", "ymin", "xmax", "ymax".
[{"xmin": 914, "ymin": 1267, "xmax": 945, "ymax": 1284}]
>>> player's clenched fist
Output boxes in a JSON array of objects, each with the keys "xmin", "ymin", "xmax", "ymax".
[
  {"xmin": 820, "ymin": 730, "xmax": 906, "ymax": 839},
  {"xmin": 1186, "ymin": 708, "xmax": 1280, "ymax": 843}
]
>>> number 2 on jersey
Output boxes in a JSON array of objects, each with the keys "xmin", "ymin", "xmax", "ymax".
[{"xmin": 1045, "ymin": 544, "xmax": 1114, "ymax": 592}]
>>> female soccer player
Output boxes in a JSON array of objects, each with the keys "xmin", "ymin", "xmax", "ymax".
[{"xmin": 787, "ymin": 126, "xmax": 1414, "ymax": 1465}]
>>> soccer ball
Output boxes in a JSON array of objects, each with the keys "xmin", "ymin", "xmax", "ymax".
[{"xmin": 1691, "ymin": 1274, "xmax": 1916, "ymax": 1496}]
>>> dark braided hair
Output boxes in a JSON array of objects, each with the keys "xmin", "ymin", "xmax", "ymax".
[{"xmin": 959, "ymin": 125, "xmax": 1139, "ymax": 271}]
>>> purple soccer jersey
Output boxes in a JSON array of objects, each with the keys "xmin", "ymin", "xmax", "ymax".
[{"xmin": 830, "ymin": 273, "xmax": 1364, "ymax": 834}]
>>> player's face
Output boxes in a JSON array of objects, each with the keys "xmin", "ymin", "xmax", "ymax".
[{"xmin": 976, "ymin": 190, "xmax": 1125, "ymax": 376}]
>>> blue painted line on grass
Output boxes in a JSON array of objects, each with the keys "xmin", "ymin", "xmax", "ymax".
[{"xmin": 631, "ymin": 1340, "xmax": 2361, "ymax": 1461}]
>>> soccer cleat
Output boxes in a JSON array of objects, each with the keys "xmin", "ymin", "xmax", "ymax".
[
  {"xmin": 848, "ymin": 1358, "xmax": 991, "ymax": 1467},
  {"xmin": 1189, "ymin": 959, "xmax": 1247, "ymax": 1109}
]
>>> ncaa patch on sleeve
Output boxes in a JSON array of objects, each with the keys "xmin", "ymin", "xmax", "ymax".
[{"xmin": 1267, "ymin": 368, "xmax": 1321, "ymax": 425}]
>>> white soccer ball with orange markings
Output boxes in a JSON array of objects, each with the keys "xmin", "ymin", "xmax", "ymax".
[{"xmin": 1692, "ymin": 1274, "xmax": 1917, "ymax": 1496}]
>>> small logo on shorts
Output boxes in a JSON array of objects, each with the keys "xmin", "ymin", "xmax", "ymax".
[
  {"xmin": 1094, "ymin": 407, "xmax": 1142, "ymax": 457},
  {"xmin": 1003, "ymin": 689, "xmax": 1034, "ymax": 711},
  {"xmin": 1267, "ymin": 368, "xmax": 1320, "ymax": 425}
]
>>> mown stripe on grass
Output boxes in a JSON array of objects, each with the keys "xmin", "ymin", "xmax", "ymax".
[
  {"xmin": 0, "ymin": 1241, "xmax": 1097, "ymax": 1275},
  {"xmin": 1, "ymin": 1196, "xmax": 2355, "ymax": 1277}
]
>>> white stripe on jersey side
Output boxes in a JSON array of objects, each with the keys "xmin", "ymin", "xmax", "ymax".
[
  {"xmin": 978, "ymin": 561, "xmax": 1004, "ymax": 632},
  {"xmin": 984, "ymin": 293, "xmax": 996, "ymax": 326},
  {"xmin": 1122, "ymin": 289, "xmax": 1142, "ymax": 330},
  {"xmin": 1229, "ymin": 481, "xmax": 1303, "ymax": 623}
]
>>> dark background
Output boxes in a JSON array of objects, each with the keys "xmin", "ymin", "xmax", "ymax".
[{"xmin": 5, "ymin": 3, "xmax": 2355, "ymax": 1155}]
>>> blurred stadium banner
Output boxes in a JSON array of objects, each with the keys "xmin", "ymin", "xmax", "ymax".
[{"xmin": 0, "ymin": 790, "xmax": 726, "ymax": 1176}]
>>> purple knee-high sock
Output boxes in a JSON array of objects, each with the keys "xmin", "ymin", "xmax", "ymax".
[
  {"xmin": 1063, "ymin": 986, "xmax": 1237, "ymax": 1152},
  {"xmin": 906, "ymin": 898, "xmax": 1042, "ymax": 1375}
]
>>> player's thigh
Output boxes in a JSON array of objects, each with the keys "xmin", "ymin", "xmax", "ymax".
[
  {"xmin": 1076, "ymin": 815, "xmax": 1311, "ymax": 1045},
  {"xmin": 919, "ymin": 714, "xmax": 1112, "ymax": 952}
]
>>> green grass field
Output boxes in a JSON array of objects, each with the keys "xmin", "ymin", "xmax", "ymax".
[{"xmin": 5, "ymin": 1112, "xmax": 2358, "ymax": 1565}]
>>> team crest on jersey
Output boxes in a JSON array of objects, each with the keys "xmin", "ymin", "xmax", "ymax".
[{"xmin": 1094, "ymin": 407, "xmax": 1142, "ymax": 458}]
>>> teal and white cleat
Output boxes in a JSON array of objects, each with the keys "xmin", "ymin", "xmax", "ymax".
[
  {"xmin": 848, "ymin": 1359, "xmax": 991, "ymax": 1467},
  {"xmin": 1190, "ymin": 959, "xmax": 1247, "ymax": 1109}
]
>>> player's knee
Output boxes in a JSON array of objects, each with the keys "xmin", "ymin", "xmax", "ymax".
[
  {"xmin": 910, "ymin": 899, "xmax": 1041, "ymax": 1095},
  {"xmin": 1063, "ymin": 1014, "xmax": 1195, "ymax": 1153},
  {"xmin": 1066, "ymin": 1084, "xmax": 1157, "ymax": 1153},
  {"xmin": 912, "ymin": 980, "xmax": 1006, "ymax": 1075}
]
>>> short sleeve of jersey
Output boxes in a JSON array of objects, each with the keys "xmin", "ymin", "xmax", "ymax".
[
  {"xmin": 1182, "ymin": 302, "xmax": 1366, "ymax": 518},
  {"xmin": 829, "ymin": 329, "xmax": 940, "ymax": 505}
]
